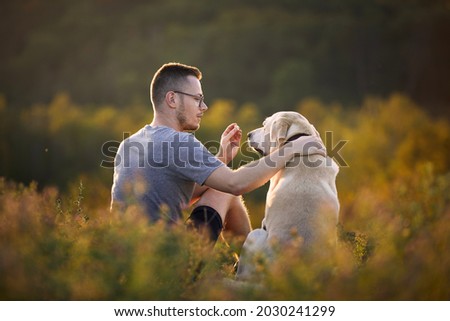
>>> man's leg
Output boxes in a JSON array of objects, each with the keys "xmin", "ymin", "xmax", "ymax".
[
  {"xmin": 222, "ymin": 195, "xmax": 252, "ymax": 238},
  {"xmin": 192, "ymin": 188, "xmax": 251, "ymax": 241}
]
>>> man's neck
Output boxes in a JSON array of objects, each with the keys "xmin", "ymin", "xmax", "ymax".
[{"xmin": 150, "ymin": 113, "xmax": 182, "ymax": 132}]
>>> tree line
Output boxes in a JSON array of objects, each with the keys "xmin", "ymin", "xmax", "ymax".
[{"xmin": 1, "ymin": 0, "xmax": 449, "ymax": 116}]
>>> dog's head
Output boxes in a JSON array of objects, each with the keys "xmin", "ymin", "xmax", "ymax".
[{"xmin": 247, "ymin": 111, "xmax": 321, "ymax": 156}]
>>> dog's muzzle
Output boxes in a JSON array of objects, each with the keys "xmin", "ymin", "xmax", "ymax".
[{"xmin": 247, "ymin": 132, "xmax": 266, "ymax": 156}]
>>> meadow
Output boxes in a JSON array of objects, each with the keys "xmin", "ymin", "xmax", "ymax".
[{"xmin": 0, "ymin": 94, "xmax": 449, "ymax": 300}]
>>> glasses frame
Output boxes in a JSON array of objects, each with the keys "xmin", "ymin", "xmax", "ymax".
[{"xmin": 172, "ymin": 90, "xmax": 205, "ymax": 108}]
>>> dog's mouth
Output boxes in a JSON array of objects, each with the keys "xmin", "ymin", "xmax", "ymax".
[
  {"xmin": 253, "ymin": 147, "xmax": 265, "ymax": 156},
  {"xmin": 248, "ymin": 141, "xmax": 266, "ymax": 156}
]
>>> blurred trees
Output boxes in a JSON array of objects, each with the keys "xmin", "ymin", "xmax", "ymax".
[
  {"xmin": 1, "ymin": 0, "xmax": 449, "ymax": 115},
  {"xmin": 1, "ymin": 0, "xmax": 449, "ymax": 300},
  {"xmin": 0, "ymin": 91, "xmax": 449, "ymax": 220},
  {"xmin": 0, "ymin": 0, "xmax": 449, "ymax": 213},
  {"xmin": 1, "ymin": 93, "xmax": 150, "ymax": 191},
  {"xmin": 296, "ymin": 94, "xmax": 450, "ymax": 213}
]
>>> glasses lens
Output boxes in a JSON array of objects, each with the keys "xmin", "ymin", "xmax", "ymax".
[{"xmin": 173, "ymin": 91, "xmax": 204, "ymax": 107}]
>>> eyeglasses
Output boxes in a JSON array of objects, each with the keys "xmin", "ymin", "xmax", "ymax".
[{"xmin": 173, "ymin": 90, "xmax": 205, "ymax": 108}]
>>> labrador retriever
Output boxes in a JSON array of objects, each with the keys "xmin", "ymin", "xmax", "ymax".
[{"xmin": 236, "ymin": 111, "xmax": 340, "ymax": 280}]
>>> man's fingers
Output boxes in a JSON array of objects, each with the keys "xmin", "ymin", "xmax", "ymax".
[
  {"xmin": 223, "ymin": 123, "xmax": 237, "ymax": 135},
  {"xmin": 223, "ymin": 124, "xmax": 240, "ymax": 140}
]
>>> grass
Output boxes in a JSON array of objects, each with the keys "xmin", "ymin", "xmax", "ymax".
[
  {"xmin": 1, "ymin": 94, "xmax": 449, "ymax": 300},
  {"xmin": 1, "ymin": 164, "xmax": 449, "ymax": 300}
]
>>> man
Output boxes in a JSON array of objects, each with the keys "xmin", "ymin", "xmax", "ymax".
[{"xmin": 111, "ymin": 62, "xmax": 324, "ymax": 244}]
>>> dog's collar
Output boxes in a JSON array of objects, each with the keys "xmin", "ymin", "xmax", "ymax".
[{"xmin": 283, "ymin": 133, "xmax": 310, "ymax": 145}]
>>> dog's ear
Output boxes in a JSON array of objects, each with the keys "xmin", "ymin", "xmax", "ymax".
[{"xmin": 270, "ymin": 119, "xmax": 290, "ymax": 146}]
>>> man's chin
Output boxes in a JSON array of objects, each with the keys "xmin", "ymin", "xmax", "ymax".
[
  {"xmin": 194, "ymin": 120, "xmax": 202, "ymax": 129},
  {"xmin": 184, "ymin": 124, "xmax": 200, "ymax": 132}
]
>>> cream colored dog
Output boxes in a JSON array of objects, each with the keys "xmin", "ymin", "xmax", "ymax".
[{"xmin": 236, "ymin": 111, "xmax": 340, "ymax": 280}]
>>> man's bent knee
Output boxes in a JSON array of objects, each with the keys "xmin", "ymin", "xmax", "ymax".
[
  {"xmin": 195, "ymin": 188, "xmax": 235, "ymax": 221},
  {"xmin": 187, "ymin": 205, "xmax": 223, "ymax": 243}
]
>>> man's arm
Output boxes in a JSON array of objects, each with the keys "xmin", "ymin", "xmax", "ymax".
[
  {"xmin": 190, "ymin": 183, "xmax": 209, "ymax": 206},
  {"xmin": 204, "ymin": 136, "xmax": 326, "ymax": 195},
  {"xmin": 190, "ymin": 123, "xmax": 242, "ymax": 204}
]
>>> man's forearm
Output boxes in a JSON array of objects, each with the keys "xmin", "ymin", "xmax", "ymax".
[
  {"xmin": 205, "ymin": 144, "xmax": 295, "ymax": 195},
  {"xmin": 230, "ymin": 144, "xmax": 294, "ymax": 194},
  {"xmin": 205, "ymin": 136, "xmax": 325, "ymax": 196},
  {"xmin": 215, "ymin": 149, "xmax": 228, "ymax": 164}
]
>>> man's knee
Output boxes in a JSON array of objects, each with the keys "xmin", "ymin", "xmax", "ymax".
[
  {"xmin": 187, "ymin": 205, "xmax": 223, "ymax": 243},
  {"xmin": 195, "ymin": 189, "xmax": 235, "ymax": 219},
  {"xmin": 198, "ymin": 188, "xmax": 235, "ymax": 203},
  {"xmin": 230, "ymin": 194, "xmax": 245, "ymax": 207}
]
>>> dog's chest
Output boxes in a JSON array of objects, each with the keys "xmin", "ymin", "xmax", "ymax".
[{"xmin": 266, "ymin": 156, "xmax": 339, "ymax": 210}]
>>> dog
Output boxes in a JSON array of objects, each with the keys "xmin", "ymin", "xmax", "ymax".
[{"xmin": 236, "ymin": 111, "xmax": 340, "ymax": 280}]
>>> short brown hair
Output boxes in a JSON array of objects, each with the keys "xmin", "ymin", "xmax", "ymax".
[{"xmin": 150, "ymin": 62, "xmax": 202, "ymax": 108}]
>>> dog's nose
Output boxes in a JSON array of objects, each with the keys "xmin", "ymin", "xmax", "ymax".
[{"xmin": 247, "ymin": 132, "xmax": 253, "ymax": 139}]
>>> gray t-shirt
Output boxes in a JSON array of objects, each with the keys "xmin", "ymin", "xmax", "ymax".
[{"xmin": 111, "ymin": 125, "xmax": 224, "ymax": 222}]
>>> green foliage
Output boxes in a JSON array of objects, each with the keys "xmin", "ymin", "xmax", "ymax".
[
  {"xmin": 338, "ymin": 224, "xmax": 375, "ymax": 266},
  {"xmin": 1, "ymin": 165, "xmax": 449, "ymax": 300},
  {"xmin": 1, "ymin": 0, "xmax": 449, "ymax": 114},
  {"xmin": 296, "ymin": 94, "xmax": 450, "ymax": 208},
  {"xmin": 0, "ymin": 89, "xmax": 449, "ymax": 299},
  {"xmin": 1, "ymin": 93, "xmax": 150, "ymax": 190},
  {"xmin": 0, "ymin": 178, "xmax": 233, "ymax": 300},
  {"xmin": 1, "ymin": 0, "xmax": 449, "ymax": 301}
]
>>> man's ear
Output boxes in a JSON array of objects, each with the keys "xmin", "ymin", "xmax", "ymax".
[
  {"xmin": 165, "ymin": 91, "xmax": 177, "ymax": 109},
  {"xmin": 270, "ymin": 119, "xmax": 290, "ymax": 145}
]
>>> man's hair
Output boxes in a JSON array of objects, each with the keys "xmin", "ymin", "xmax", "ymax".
[{"xmin": 150, "ymin": 62, "xmax": 202, "ymax": 108}]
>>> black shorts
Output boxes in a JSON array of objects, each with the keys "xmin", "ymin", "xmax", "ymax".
[{"xmin": 187, "ymin": 205, "xmax": 223, "ymax": 243}]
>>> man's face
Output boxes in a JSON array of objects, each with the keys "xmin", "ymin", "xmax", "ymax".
[{"xmin": 176, "ymin": 75, "xmax": 208, "ymax": 131}]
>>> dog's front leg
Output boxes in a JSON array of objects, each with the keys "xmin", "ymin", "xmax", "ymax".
[{"xmin": 236, "ymin": 228, "xmax": 270, "ymax": 281}]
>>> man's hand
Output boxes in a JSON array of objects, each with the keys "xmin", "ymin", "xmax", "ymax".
[{"xmin": 217, "ymin": 123, "xmax": 242, "ymax": 164}]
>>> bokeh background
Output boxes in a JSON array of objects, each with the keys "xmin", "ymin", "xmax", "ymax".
[{"xmin": 1, "ymin": 0, "xmax": 449, "ymax": 300}]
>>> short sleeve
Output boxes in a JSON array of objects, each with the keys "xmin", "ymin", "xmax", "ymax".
[{"xmin": 169, "ymin": 132, "xmax": 224, "ymax": 185}]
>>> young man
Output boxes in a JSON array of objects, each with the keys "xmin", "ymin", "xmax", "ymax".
[{"xmin": 111, "ymin": 62, "xmax": 325, "ymax": 243}]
